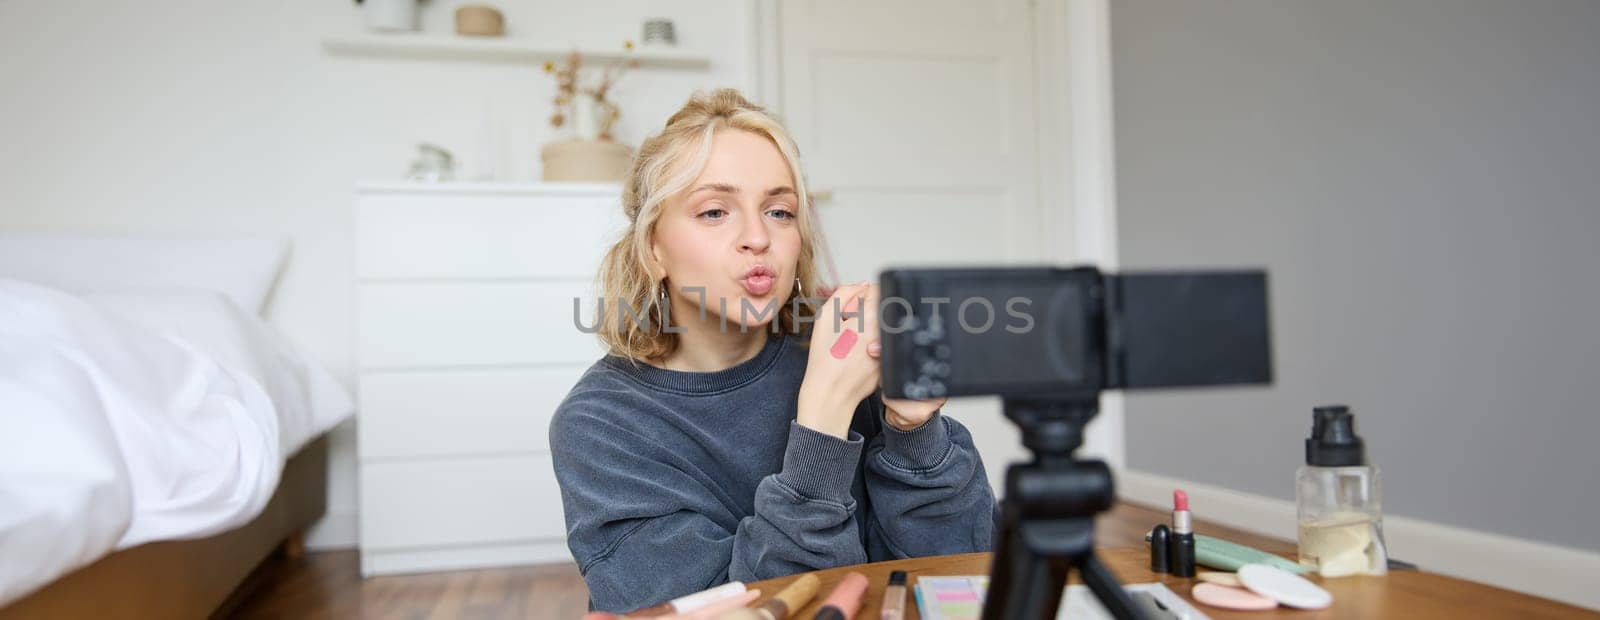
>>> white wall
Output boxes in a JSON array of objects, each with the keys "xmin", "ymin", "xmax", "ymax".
[
  {"xmin": 1112, "ymin": 0, "xmax": 1600, "ymax": 553},
  {"xmin": 0, "ymin": 0, "xmax": 755, "ymax": 549}
]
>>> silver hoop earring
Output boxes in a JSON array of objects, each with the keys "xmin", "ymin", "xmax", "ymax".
[
  {"xmin": 656, "ymin": 281, "xmax": 670, "ymax": 332},
  {"xmin": 795, "ymin": 278, "xmax": 805, "ymax": 299}
]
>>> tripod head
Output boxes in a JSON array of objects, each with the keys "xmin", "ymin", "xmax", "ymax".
[{"xmin": 1005, "ymin": 397, "xmax": 1099, "ymax": 461}]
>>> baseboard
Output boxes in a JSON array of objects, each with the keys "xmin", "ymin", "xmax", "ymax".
[
  {"xmin": 1117, "ymin": 469, "xmax": 1600, "ymax": 611},
  {"xmin": 304, "ymin": 510, "xmax": 358, "ymax": 551},
  {"xmin": 361, "ymin": 540, "xmax": 574, "ymax": 576},
  {"xmin": 1119, "ymin": 470, "xmax": 1301, "ymax": 541}
]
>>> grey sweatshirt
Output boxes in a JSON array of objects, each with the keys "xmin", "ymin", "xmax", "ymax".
[{"xmin": 549, "ymin": 334, "xmax": 996, "ymax": 612}]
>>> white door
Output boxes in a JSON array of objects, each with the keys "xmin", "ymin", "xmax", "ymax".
[{"xmin": 775, "ymin": 0, "xmax": 1043, "ymax": 492}]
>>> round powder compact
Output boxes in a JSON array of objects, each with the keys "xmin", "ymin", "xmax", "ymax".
[
  {"xmin": 1197, "ymin": 571, "xmax": 1243, "ymax": 587},
  {"xmin": 1191, "ymin": 583, "xmax": 1277, "ymax": 610},
  {"xmin": 1238, "ymin": 563, "xmax": 1334, "ymax": 609}
]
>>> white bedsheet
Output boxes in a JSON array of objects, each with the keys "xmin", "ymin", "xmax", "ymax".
[{"xmin": 0, "ymin": 280, "xmax": 353, "ymax": 606}]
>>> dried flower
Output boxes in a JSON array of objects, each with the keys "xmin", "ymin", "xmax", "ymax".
[{"xmin": 541, "ymin": 41, "xmax": 638, "ymax": 140}]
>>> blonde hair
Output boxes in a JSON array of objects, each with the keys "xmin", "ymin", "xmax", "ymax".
[{"xmin": 594, "ymin": 89, "xmax": 828, "ymax": 363}]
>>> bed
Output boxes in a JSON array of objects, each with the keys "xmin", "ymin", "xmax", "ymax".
[
  {"xmin": 0, "ymin": 438, "xmax": 328, "ymax": 619},
  {"xmin": 0, "ymin": 237, "xmax": 354, "ymax": 618}
]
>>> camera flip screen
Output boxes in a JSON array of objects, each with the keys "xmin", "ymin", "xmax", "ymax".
[{"xmin": 879, "ymin": 266, "xmax": 1271, "ymax": 400}]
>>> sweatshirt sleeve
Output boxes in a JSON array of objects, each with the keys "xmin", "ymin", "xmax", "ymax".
[
  {"xmin": 551, "ymin": 403, "xmax": 869, "ymax": 613},
  {"xmin": 859, "ymin": 394, "xmax": 997, "ymax": 559}
]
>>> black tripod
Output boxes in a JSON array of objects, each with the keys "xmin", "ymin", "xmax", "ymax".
[{"xmin": 981, "ymin": 397, "xmax": 1146, "ymax": 620}]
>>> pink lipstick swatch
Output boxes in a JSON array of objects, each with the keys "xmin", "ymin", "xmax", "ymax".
[{"xmin": 830, "ymin": 329, "xmax": 858, "ymax": 359}]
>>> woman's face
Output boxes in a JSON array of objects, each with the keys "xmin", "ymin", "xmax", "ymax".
[{"xmin": 651, "ymin": 128, "xmax": 802, "ymax": 330}]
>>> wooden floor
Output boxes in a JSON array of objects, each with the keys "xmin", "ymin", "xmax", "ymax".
[{"xmin": 231, "ymin": 501, "xmax": 1292, "ymax": 619}]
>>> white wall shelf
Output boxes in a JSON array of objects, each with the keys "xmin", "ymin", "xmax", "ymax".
[
  {"xmin": 356, "ymin": 181, "xmax": 621, "ymax": 196},
  {"xmin": 322, "ymin": 34, "xmax": 711, "ymax": 69}
]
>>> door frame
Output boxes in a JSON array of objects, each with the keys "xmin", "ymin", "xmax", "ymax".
[{"xmin": 743, "ymin": 0, "xmax": 1125, "ymax": 468}]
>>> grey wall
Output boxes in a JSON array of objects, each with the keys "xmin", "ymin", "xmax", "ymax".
[{"xmin": 1112, "ymin": 0, "xmax": 1600, "ymax": 552}]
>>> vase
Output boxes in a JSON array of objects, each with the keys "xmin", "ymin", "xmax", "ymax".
[
  {"xmin": 365, "ymin": 0, "xmax": 418, "ymax": 32},
  {"xmin": 541, "ymin": 140, "xmax": 632, "ymax": 182},
  {"xmin": 572, "ymin": 93, "xmax": 600, "ymax": 142}
]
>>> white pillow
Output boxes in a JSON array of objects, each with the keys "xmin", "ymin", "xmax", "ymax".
[{"xmin": 0, "ymin": 235, "xmax": 288, "ymax": 314}]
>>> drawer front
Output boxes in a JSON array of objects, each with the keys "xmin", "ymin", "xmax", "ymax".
[
  {"xmin": 357, "ymin": 281, "xmax": 605, "ymax": 368},
  {"xmin": 358, "ymin": 366, "xmax": 588, "ymax": 460},
  {"xmin": 356, "ymin": 191, "xmax": 628, "ymax": 279},
  {"xmin": 359, "ymin": 455, "xmax": 567, "ymax": 551}
]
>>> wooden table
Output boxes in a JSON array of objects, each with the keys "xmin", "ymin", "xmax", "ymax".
[{"xmin": 745, "ymin": 547, "xmax": 1596, "ymax": 619}]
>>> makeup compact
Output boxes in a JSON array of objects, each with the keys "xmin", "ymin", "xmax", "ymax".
[
  {"xmin": 1191, "ymin": 583, "xmax": 1277, "ymax": 611},
  {"xmin": 1238, "ymin": 564, "xmax": 1333, "ymax": 610}
]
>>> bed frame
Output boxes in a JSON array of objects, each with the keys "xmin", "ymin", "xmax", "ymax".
[{"xmin": 0, "ymin": 435, "xmax": 329, "ymax": 619}]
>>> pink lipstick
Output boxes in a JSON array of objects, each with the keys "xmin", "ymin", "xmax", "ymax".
[{"xmin": 1171, "ymin": 489, "xmax": 1196, "ymax": 577}]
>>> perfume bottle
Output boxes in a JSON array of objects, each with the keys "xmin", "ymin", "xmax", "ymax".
[{"xmin": 1297, "ymin": 405, "xmax": 1388, "ymax": 577}]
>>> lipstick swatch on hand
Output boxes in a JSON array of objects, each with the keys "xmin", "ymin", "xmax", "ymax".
[{"xmin": 830, "ymin": 329, "xmax": 858, "ymax": 359}]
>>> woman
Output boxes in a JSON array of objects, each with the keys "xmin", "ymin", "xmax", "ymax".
[{"xmin": 550, "ymin": 89, "xmax": 995, "ymax": 613}]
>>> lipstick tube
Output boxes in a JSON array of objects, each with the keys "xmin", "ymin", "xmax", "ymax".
[
  {"xmin": 1171, "ymin": 489, "xmax": 1196, "ymax": 577},
  {"xmin": 813, "ymin": 572, "xmax": 869, "ymax": 620},
  {"xmin": 1149, "ymin": 524, "xmax": 1171, "ymax": 573}
]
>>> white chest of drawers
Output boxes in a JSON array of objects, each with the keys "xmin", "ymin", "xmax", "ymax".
[{"xmin": 354, "ymin": 182, "xmax": 624, "ymax": 576}]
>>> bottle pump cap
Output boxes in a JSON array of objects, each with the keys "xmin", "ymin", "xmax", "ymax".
[{"xmin": 1306, "ymin": 405, "xmax": 1366, "ymax": 466}]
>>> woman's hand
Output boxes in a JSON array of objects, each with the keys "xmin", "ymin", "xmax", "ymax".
[
  {"xmin": 879, "ymin": 395, "xmax": 945, "ymax": 431},
  {"xmin": 864, "ymin": 342, "xmax": 947, "ymax": 431},
  {"xmin": 797, "ymin": 281, "xmax": 881, "ymax": 438}
]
